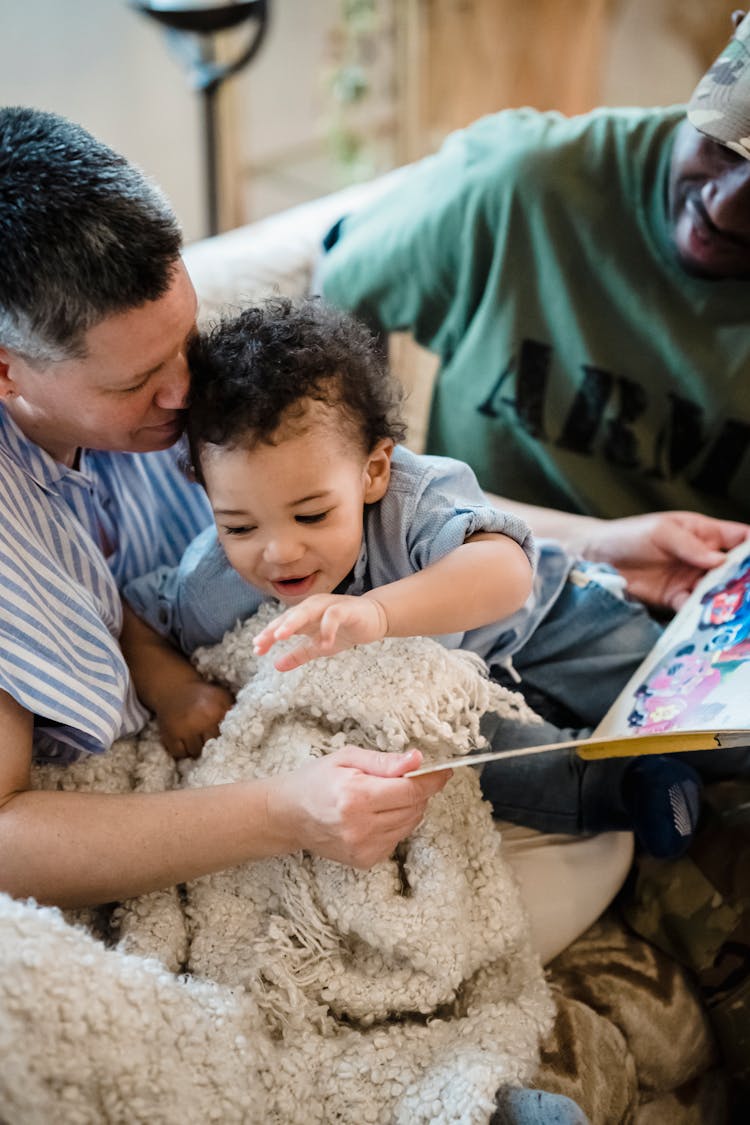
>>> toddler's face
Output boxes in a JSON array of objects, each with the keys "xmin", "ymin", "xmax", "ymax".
[{"xmin": 201, "ymin": 404, "xmax": 391, "ymax": 604}]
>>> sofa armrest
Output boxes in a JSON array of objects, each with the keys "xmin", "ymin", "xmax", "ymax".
[{"xmin": 183, "ymin": 175, "xmax": 401, "ymax": 320}]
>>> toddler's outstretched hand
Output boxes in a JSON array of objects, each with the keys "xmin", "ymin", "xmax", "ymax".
[{"xmin": 253, "ymin": 593, "xmax": 388, "ymax": 671}]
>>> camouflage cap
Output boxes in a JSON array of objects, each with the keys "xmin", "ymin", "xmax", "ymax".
[{"xmin": 687, "ymin": 13, "xmax": 750, "ymax": 159}]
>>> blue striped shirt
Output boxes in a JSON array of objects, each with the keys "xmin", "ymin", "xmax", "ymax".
[{"xmin": 0, "ymin": 407, "xmax": 212, "ymax": 763}]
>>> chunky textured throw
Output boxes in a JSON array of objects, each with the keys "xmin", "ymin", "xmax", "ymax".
[{"xmin": 1, "ymin": 608, "xmax": 554, "ymax": 1124}]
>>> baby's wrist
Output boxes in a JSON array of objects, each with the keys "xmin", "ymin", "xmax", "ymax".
[
  {"xmin": 147, "ymin": 670, "xmax": 202, "ymax": 715},
  {"xmin": 363, "ymin": 594, "xmax": 389, "ymax": 638}
]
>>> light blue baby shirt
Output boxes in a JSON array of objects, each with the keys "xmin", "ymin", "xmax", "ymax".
[{"xmin": 124, "ymin": 445, "xmax": 572, "ymax": 665}]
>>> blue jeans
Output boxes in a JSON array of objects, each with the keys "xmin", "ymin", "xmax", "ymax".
[{"xmin": 480, "ymin": 564, "xmax": 750, "ymax": 834}]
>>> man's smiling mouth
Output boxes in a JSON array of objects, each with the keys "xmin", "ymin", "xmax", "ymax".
[{"xmin": 685, "ymin": 194, "xmax": 748, "ymax": 250}]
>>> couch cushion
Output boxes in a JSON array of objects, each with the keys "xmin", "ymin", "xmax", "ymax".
[{"xmin": 183, "ymin": 176, "xmax": 403, "ymax": 322}]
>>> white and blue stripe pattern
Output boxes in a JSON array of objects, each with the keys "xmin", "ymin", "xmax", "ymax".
[{"xmin": 0, "ymin": 408, "xmax": 211, "ymax": 762}]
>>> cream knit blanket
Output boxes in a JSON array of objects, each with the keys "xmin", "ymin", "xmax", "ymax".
[{"xmin": 0, "ymin": 608, "xmax": 554, "ymax": 1124}]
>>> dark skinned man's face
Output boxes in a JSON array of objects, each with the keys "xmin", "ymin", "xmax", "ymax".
[
  {"xmin": 668, "ymin": 120, "xmax": 750, "ymax": 279},
  {"xmin": 668, "ymin": 8, "xmax": 750, "ymax": 279}
]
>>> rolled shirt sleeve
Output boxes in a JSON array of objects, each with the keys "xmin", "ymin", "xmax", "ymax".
[
  {"xmin": 362, "ymin": 447, "xmax": 544, "ymax": 665},
  {"xmin": 374, "ymin": 449, "xmax": 536, "ymax": 574}
]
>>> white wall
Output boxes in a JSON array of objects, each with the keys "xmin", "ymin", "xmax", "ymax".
[
  {"xmin": 222, "ymin": 0, "xmax": 346, "ymax": 222},
  {"xmin": 0, "ymin": 0, "xmax": 724, "ymax": 243},
  {"xmin": 603, "ymin": 0, "xmax": 706, "ymax": 107},
  {"xmin": 0, "ymin": 0, "xmax": 342, "ymax": 242},
  {"xmin": 0, "ymin": 0, "xmax": 207, "ymax": 240}
]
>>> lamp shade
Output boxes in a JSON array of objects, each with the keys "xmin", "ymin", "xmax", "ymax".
[{"xmin": 129, "ymin": 2, "xmax": 263, "ymax": 35}]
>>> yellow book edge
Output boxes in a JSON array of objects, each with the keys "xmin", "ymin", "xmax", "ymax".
[
  {"xmin": 409, "ymin": 539, "xmax": 750, "ymax": 777},
  {"xmin": 406, "ymin": 729, "xmax": 750, "ymax": 776}
]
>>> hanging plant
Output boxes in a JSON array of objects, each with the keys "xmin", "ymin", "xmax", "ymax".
[{"xmin": 324, "ymin": 0, "xmax": 393, "ymax": 181}]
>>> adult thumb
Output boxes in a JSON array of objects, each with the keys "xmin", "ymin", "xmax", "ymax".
[{"xmin": 335, "ymin": 745, "xmax": 423, "ymax": 777}]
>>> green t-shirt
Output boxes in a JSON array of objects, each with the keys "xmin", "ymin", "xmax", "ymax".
[{"xmin": 321, "ymin": 107, "xmax": 750, "ymax": 521}]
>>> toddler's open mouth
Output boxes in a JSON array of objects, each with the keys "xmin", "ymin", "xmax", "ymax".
[{"xmin": 271, "ymin": 574, "xmax": 316, "ymax": 598}]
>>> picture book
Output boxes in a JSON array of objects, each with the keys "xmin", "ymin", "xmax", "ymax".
[{"xmin": 409, "ymin": 540, "xmax": 750, "ymax": 776}]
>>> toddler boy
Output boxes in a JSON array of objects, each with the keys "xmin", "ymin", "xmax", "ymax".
[{"xmin": 123, "ymin": 298, "xmax": 701, "ymax": 857}]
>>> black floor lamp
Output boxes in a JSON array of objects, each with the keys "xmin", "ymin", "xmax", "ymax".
[{"xmin": 129, "ymin": 1, "xmax": 271, "ymax": 236}]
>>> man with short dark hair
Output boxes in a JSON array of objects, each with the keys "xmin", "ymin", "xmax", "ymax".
[
  {"xmin": 0, "ymin": 106, "xmax": 446, "ymax": 909},
  {"xmin": 0, "ymin": 107, "xmax": 212, "ymax": 761}
]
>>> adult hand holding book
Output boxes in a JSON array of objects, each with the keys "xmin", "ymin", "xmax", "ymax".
[{"xmin": 409, "ymin": 541, "xmax": 750, "ymax": 777}]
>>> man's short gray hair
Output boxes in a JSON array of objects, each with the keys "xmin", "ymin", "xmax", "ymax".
[{"xmin": 0, "ymin": 107, "xmax": 183, "ymax": 365}]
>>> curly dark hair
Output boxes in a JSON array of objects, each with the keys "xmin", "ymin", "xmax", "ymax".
[{"xmin": 186, "ymin": 297, "xmax": 406, "ymax": 482}]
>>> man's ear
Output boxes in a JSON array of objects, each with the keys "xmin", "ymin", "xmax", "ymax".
[
  {"xmin": 363, "ymin": 438, "xmax": 394, "ymax": 503},
  {"xmin": 0, "ymin": 348, "xmax": 15, "ymax": 401}
]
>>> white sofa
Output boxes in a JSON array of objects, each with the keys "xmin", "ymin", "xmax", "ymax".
[{"xmin": 181, "ymin": 184, "xmax": 728, "ymax": 1125}]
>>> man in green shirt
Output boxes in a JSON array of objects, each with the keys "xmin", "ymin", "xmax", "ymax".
[
  {"xmin": 320, "ymin": 11, "xmax": 750, "ymax": 1100},
  {"xmin": 321, "ymin": 17, "xmax": 750, "ymax": 618}
]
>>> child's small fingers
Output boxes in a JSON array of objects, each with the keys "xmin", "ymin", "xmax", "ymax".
[
  {"xmin": 255, "ymin": 615, "xmax": 303, "ymax": 649},
  {"xmin": 252, "ymin": 623, "xmax": 280, "ymax": 648},
  {"xmin": 261, "ymin": 612, "xmax": 302, "ymax": 641},
  {"xmin": 274, "ymin": 641, "xmax": 322, "ymax": 672},
  {"xmin": 319, "ymin": 610, "xmax": 342, "ymax": 647},
  {"xmin": 276, "ymin": 604, "xmax": 327, "ymax": 638},
  {"xmin": 270, "ymin": 622, "xmax": 303, "ymax": 641}
]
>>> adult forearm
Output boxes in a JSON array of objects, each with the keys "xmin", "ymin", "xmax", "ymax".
[
  {"xmin": 0, "ymin": 780, "xmax": 286, "ymax": 908},
  {"xmin": 484, "ymin": 491, "xmax": 602, "ymax": 552},
  {"xmin": 485, "ymin": 494, "xmax": 750, "ymax": 611},
  {"xmin": 0, "ymin": 732, "xmax": 445, "ymax": 908}
]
